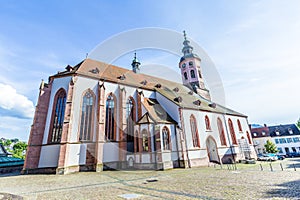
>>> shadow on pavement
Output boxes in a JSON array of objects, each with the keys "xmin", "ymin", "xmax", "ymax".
[
  {"xmin": 0, "ymin": 171, "xmax": 21, "ymax": 177},
  {"xmin": 285, "ymin": 158, "xmax": 300, "ymax": 169},
  {"xmin": 0, "ymin": 193, "xmax": 23, "ymax": 200},
  {"xmin": 265, "ymin": 179, "xmax": 300, "ymax": 198}
]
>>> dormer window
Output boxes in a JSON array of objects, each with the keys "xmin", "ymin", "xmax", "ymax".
[
  {"xmin": 288, "ymin": 128, "xmax": 293, "ymax": 134},
  {"xmin": 193, "ymin": 100, "xmax": 201, "ymax": 106},
  {"xmin": 173, "ymin": 87, "xmax": 179, "ymax": 92},
  {"xmin": 118, "ymin": 74, "xmax": 126, "ymax": 80},
  {"xmin": 182, "ymin": 63, "xmax": 186, "ymax": 68},
  {"xmin": 141, "ymin": 80, "xmax": 147, "ymax": 85},
  {"xmin": 155, "ymin": 84, "xmax": 161, "ymax": 88},
  {"xmin": 275, "ymin": 130, "xmax": 280, "ymax": 135},
  {"xmin": 174, "ymin": 96, "xmax": 182, "ymax": 103},
  {"xmin": 209, "ymin": 103, "xmax": 216, "ymax": 108},
  {"xmin": 253, "ymin": 133, "xmax": 257, "ymax": 137},
  {"xmin": 262, "ymin": 131, "xmax": 266, "ymax": 136},
  {"xmin": 189, "ymin": 61, "xmax": 193, "ymax": 66}
]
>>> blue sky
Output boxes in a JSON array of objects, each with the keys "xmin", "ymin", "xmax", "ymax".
[{"xmin": 0, "ymin": 0, "xmax": 299, "ymax": 141}]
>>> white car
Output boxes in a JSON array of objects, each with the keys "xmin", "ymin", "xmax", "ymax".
[{"xmin": 257, "ymin": 154, "xmax": 278, "ymax": 161}]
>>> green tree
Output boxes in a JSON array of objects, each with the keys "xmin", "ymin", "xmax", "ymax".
[
  {"xmin": 12, "ymin": 142, "xmax": 28, "ymax": 159},
  {"xmin": 0, "ymin": 139, "xmax": 12, "ymax": 147},
  {"xmin": 297, "ymin": 118, "xmax": 300, "ymax": 129},
  {"xmin": 264, "ymin": 140, "xmax": 278, "ymax": 153}
]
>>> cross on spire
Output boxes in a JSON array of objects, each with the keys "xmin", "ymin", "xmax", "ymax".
[
  {"xmin": 182, "ymin": 30, "xmax": 193, "ymax": 56},
  {"xmin": 183, "ymin": 30, "xmax": 187, "ymax": 41}
]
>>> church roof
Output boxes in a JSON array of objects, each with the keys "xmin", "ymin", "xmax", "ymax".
[
  {"xmin": 137, "ymin": 113, "xmax": 155, "ymax": 124},
  {"xmin": 140, "ymin": 98, "xmax": 176, "ymax": 124},
  {"xmin": 51, "ymin": 58, "xmax": 246, "ymax": 117}
]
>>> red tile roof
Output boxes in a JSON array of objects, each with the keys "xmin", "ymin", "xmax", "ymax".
[{"xmin": 51, "ymin": 58, "xmax": 247, "ymax": 117}]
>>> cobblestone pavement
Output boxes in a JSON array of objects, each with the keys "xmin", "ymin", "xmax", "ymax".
[{"xmin": 0, "ymin": 159, "xmax": 300, "ymax": 200}]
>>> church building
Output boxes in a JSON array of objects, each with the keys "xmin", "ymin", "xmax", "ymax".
[{"xmin": 23, "ymin": 32, "xmax": 256, "ymax": 174}]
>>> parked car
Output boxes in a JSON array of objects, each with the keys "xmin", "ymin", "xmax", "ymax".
[
  {"xmin": 286, "ymin": 152, "xmax": 300, "ymax": 158},
  {"xmin": 276, "ymin": 154, "xmax": 285, "ymax": 160},
  {"xmin": 257, "ymin": 153, "xmax": 278, "ymax": 161}
]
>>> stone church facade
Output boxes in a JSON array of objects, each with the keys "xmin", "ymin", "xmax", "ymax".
[{"xmin": 23, "ymin": 33, "xmax": 256, "ymax": 174}]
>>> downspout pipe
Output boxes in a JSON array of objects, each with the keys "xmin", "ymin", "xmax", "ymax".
[
  {"xmin": 179, "ymin": 108, "xmax": 191, "ymax": 168},
  {"xmin": 222, "ymin": 114, "xmax": 237, "ymax": 170}
]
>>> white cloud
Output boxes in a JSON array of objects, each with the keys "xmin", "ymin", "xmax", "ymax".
[
  {"xmin": 0, "ymin": 83, "xmax": 35, "ymax": 119},
  {"xmin": 0, "ymin": 116, "xmax": 32, "ymax": 141}
]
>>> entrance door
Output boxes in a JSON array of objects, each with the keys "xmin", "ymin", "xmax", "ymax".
[{"xmin": 206, "ymin": 137, "xmax": 220, "ymax": 163}]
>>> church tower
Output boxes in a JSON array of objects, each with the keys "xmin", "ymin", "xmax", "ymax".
[
  {"xmin": 131, "ymin": 52, "xmax": 141, "ymax": 73},
  {"xmin": 179, "ymin": 31, "xmax": 211, "ymax": 100}
]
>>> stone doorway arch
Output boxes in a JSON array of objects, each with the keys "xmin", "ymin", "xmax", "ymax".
[{"xmin": 206, "ymin": 136, "xmax": 220, "ymax": 164}]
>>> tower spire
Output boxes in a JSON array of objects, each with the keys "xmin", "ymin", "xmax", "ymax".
[
  {"xmin": 182, "ymin": 30, "xmax": 194, "ymax": 56},
  {"xmin": 131, "ymin": 51, "xmax": 141, "ymax": 73},
  {"xmin": 178, "ymin": 31, "xmax": 211, "ymax": 100}
]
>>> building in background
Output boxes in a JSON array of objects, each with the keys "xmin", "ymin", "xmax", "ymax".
[
  {"xmin": 251, "ymin": 124, "xmax": 300, "ymax": 155},
  {"xmin": 250, "ymin": 124, "xmax": 271, "ymax": 154},
  {"xmin": 0, "ymin": 144, "xmax": 24, "ymax": 174},
  {"xmin": 269, "ymin": 124, "xmax": 300, "ymax": 155},
  {"xmin": 23, "ymin": 32, "xmax": 256, "ymax": 175}
]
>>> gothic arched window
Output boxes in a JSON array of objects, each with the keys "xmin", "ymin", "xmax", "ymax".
[
  {"xmin": 246, "ymin": 131, "xmax": 252, "ymax": 144},
  {"xmin": 184, "ymin": 72, "xmax": 188, "ymax": 80},
  {"xmin": 49, "ymin": 89, "xmax": 66, "ymax": 143},
  {"xmin": 105, "ymin": 94, "xmax": 116, "ymax": 141},
  {"xmin": 126, "ymin": 98, "xmax": 135, "ymax": 142},
  {"xmin": 135, "ymin": 130, "xmax": 139, "ymax": 152},
  {"xmin": 217, "ymin": 118, "xmax": 227, "ymax": 146},
  {"xmin": 79, "ymin": 90, "xmax": 94, "ymax": 141},
  {"xmin": 142, "ymin": 129, "xmax": 149, "ymax": 152},
  {"xmin": 205, "ymin": 115, "xmax": 211, "ymax": 130},
  {"xmin": 237, "ymin": 119, "xmax": 243, "ymax": 132},
  {"xmin": 228, "ymin": 119, "xmax": 237, "ymax": 145},
  {"xmin": 191, "ymin": 70, "xmax": 196, "ymax": 78},
  {"xmin": 190, "ymin": 115, "xmax": 200, "ymax": 148},
  {"xmin": 162, "ymin": 126, "xmax": 171, "ymax": 150}
]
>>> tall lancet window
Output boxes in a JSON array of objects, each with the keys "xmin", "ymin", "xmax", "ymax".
[
  {"xmin": 79, "ymin": 90, "xmax": 94, "ymax": 141},
  {"xmin": 105, "ymin": 94, "xmax": 116, "ymax": 141},
  {"xmin": 126, "ymin": 98, "xmax": 135, "ymax": 142},
  {"xmin": 190, "ymin": 115, "xmax": 200, "ymax": 148},
  {"xmin": 246, "ymin": 131, "xmax": 252, "ymax": 144},
  {"xmin": 142, "ymin": 129, "xmax": 149, "ymax": 152},
  {"xmin": 162, "ymin": 126, "xmax": 171, "ymax": 150},
  {"xmin": 237, "ymin": 119, "xmax": 243, "ymax": 132},
  {"xmin": 205, "ymin": 115, "xmax": 211, "ymax": 130},
  {"xmin": 217, "ymin": 118, "xmax": 227, "ymax": 146},
  {"xmin": 49, "ymin": 89, "xmax": 66, "ymax": 143},
  {"xmin": 228, "ymin": 119, "xmax": 237, "ymax": 145}
]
